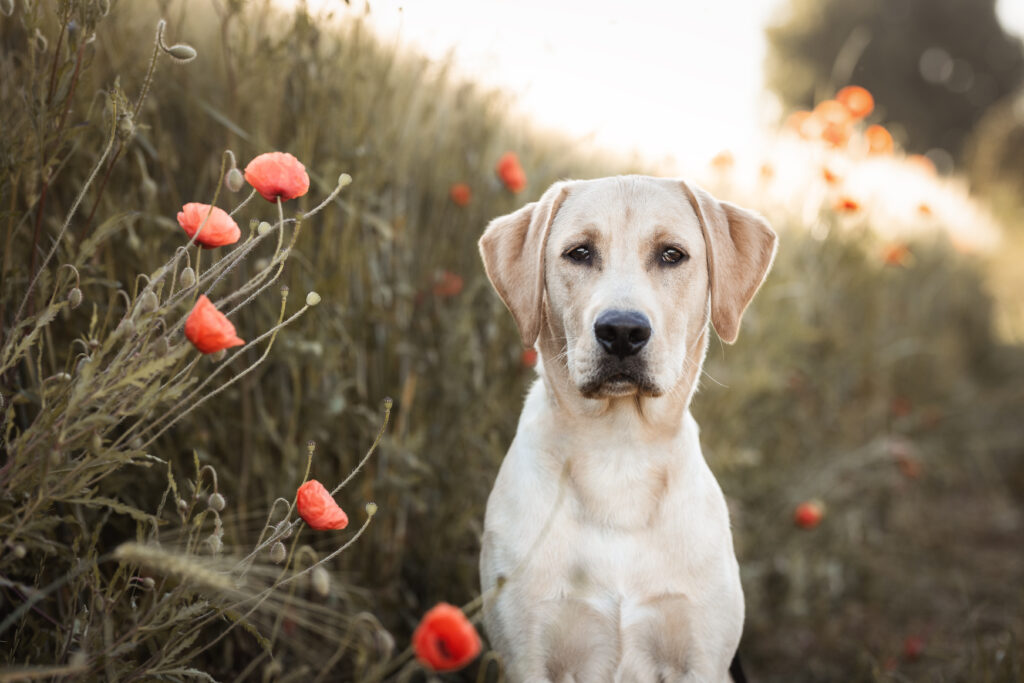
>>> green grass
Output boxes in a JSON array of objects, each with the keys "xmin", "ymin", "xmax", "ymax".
[{"xmin": 1, "ymin": 1, "xmax": 1022, "ymax": 681}]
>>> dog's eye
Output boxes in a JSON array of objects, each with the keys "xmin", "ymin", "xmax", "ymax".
[
  {"xmin": 565, "ymin": 245, "xmax": 592, "ymax": 263},
  {"xmin": 661, "ymin": 247, "xmax": 688, "ymax": 265}
]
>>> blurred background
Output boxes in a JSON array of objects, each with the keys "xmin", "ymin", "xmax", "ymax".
[{"xmin": 1, "ymin": 0, "xmax": 1022, "ymax": 680}]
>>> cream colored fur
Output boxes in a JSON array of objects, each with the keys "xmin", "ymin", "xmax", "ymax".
[{"xmin": 478, "ymin": 176, "xmax": 776, "ymax": 682}]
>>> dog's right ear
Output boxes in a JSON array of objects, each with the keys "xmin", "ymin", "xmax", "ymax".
[{"xmin": 479, "ymin": 182, "xmax": 572, "ymax": 347}]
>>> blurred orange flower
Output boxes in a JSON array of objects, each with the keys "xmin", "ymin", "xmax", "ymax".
[
  {"xmin": 710, "ymin": 150, "xmax": 734, "ymax": 169},
  {"xmin": 882, "ymin": 243, "xmax": 912, "ymax": 267},
  {"xmin": 521, "ymin": 348, "xmax": 538, "ymax": 368},
  {"xmin": 836, "ymin": 85, "xmax": 874, "ymax": 119},
  {"xmin": 413, "ymin": 603, "xmax": 481, "ymax": 672},
  {"xmin": 433, "ymin": 270, "xmax": 464, "ymax": 298},
  {"xmin": 786, "ymin": 110, "xmax": 813, "ymax": 137},
  {"xmin": 814, "ymin": 99, "xmax": 853, "ymax": 147},
  {"xmin": 793, "ymin": 500, "xmax": 824, "ymax": 529},
  {"xmin": 834, "ymin": 196, "xmax": 860, "ymax": 213},
  {"xmin": 296, "ymin": 479, "xmax": 349, "ymax": 531},
  {"xmin": 917, "ymin": 202, "xmax": 933, "ymax": 217},
  {"xmin": 822, "ymin": 166, "xmax": 841, "ymax": 184},
  {"xmin": 495, "ymin": 152, "xmax": 527, "ymax": 193},
  {"xmin": 759, "ymin": 163, "xmax": 774, "ymax": 180},
  {"xmin": 244, "ymin": 152, "xmax": 310, "ymax": 202},
  {"xmin": 907, "ymin": 154, "xmax": 936, "ymax": 175},
  {"xmin": 865, "ymin": 125, "xmax": 894, "ymax": 155},
  {"xmin": 184, "ymin": 295, "xmax": 245, "ymax": 354},
  {"xmin": 449, "ymin": 183, "xmax": 471, "ymax": 207},
  {"xmin": 176, "ymin": 203, "xmax": 241, "ymax": 248}
]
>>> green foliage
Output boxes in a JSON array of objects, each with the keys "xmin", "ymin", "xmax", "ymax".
[
  {"xmin": 765, "ymin": 0, "xmax": 1024, "ymax": 160},
  {"xmin": 1, "ymin": 1, "xmax": 1022, "ymax": 681}
]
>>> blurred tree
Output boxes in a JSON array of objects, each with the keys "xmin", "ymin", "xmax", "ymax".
[{"xmin": 765, "ymin": 0, "xmax": 1024, "ymax": 162}]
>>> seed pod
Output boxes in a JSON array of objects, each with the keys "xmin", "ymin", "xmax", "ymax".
[
  {"xmin": 179, "ymin": 266, "xmax": 196, "ymax": 289},
  {"xmin": 312, "ymin": 566, "xmax": 330, "ymax": 596},
  {"xmin": 365, "ymin": 502, "xmax": 378, "ymax": 516},
  {"xmin": 67, "ymin": 287, "xmax": 83, "ymax": 309},
  {"xmin": 142, "ymin": 577, "xmax": 155, "ymax": 589},
  {"xmin": 153, "ymin": 337, "xmax": 169, "ymax": 356},
  {"xmin": 305, "ymin": 291, "xmax": 321, "ymax": 307},
  {"xmin": 13, "ymin": 545, "xmax": 26, "ymax": 559},
  {"xmin": 257, "ymin": 221, "xmax": 272, "ymax": 236},
  {"xmin": 225, "ymin": 167, "xmax": 244, "ymax": 192},
  {"xmin": 270, "ymin": 542, "xmax": 286, "ymax": 564},
  {"xmin": 207, "ymin": 492, "xmax": 225, "ymax": 511},
  {"xmin": 338, "ymin": 173, "xmax": 353, "ymax": 188}
]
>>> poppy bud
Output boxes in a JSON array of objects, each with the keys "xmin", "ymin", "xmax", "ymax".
[
  {"xmin": 177, "ymin": 498, "xmax": 188, "ymax": 512},
  {"xmin": 138, "ymin": 290, "xmax": 159, "ymax": 315},
  {"xmin": 365, "ymin": 502, "xmax": 378, "ymax": 516},
  {"xmin": 164, "ymin": 44, "xmax": 197, "ymax": 63},
  {"xmin": 153, "ymin": 337, "xmax": 169, "ymax": 356},
  {"xmin": 142, "ymin": 576, "xmax": 155, "ymax": 589},
  {"xmin": 312, "ymin": 566, "xmax": 330, "ymax": 596},
  {"xmin": 13, "ymin": 545, "xmax": 26, "ymax": 559},
  {"xmin": 270, "ymin": 541, "xmax": 286, "ymax": 563},
  {"xmin": 338, "ymin": 173, "xmax": 353, "ymax": 188},
  {"xmin": 179, "ymin": 267, "xmax": 196, "ymax": 289},
  {"xmin": 275, "ymin": 520, "xmax": 293, "ymax": 539},
  {"xmin": 225, "ymin": 167, "xmax": 245, "ymax": 192},
  {"xmin": 305, "ymin": 291, "xmax": 321, "ymax": 307},
  {"xmin": 68, "ymin": 287, "xmax": 83, "ymax": 309},
  {"xmin": 208, "ymin": 493, "xmax": 225, "ymax": 511}
]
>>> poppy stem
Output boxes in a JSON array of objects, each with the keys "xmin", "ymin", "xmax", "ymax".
[
  {"xmin": 229, "ymin": 189, "xmax": 257, "ymax": 217},
  {"xmin": 331, "ymin": 398, "xmax": 392, "ymax": 495}
]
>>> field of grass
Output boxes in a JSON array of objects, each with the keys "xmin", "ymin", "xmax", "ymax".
[{"xmin": 1, "ymin": 2, "xmax": 1022, "ymax": 681}]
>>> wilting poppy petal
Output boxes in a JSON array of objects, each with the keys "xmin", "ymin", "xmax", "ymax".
[
  {"xmin": 495, "ymin": 152, "xmax": 527, "ymax": 193},
  {"xmin": 449, "ymin": 183, "xmax": 471, "ymax": 207},
  {"xmin": 836, "ymin": 85, "xmax": 874, "ymax": 119},
  {"xmin": 184, "ymin": 295, "xmax": 245, "ymax": 354},
  {"xmin": 244, "ymin": 152, "xmax": 311, "ymax": 202},
  {"xmin": 413, "ymin": 603, "xmax": 481, "ymax": 672},
  {"xmin": 865, "ymin": 125, "xmax": 894, "ymax": 155},
  {"xmin": 177, "ymin": 203, "xmax": 241, "ymax": 248},
  {"xmin": 296, "ymin": 479, "xmax": 349, "ymax": 531}
]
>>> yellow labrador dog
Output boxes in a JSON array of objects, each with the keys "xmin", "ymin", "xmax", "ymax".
[{"xmin": 478, "ymin": 176, "xmax": 776, "ymax": 682}]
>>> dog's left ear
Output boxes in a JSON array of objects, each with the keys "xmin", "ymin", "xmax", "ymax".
[
  {"xmin": 479, "ymin": 181, "xmax": 573, "ymax": 347},
  {"xmin": 680, "ymin": 181, "xmax": 777, "ymax": 344}
]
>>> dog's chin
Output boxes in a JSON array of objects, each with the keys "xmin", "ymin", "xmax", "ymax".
[{"xmin": 578, "ymin": 372, "xmax": 662, "ymax": 399}]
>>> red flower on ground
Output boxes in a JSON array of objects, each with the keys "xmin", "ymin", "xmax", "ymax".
[
  {"xmin": 793, "ymin": 500, "xmax": 824, "ymax": 529},
  {"xmin": 866, "ymin": 124, "xmax": 894, "ymax": 155},
  {"xmin": 296, "ymin": 479, "xmax": 349, "ymax": 531},
  {"xmin": 495, "ymin": 152, "xmax": 527, "ymax": 193},
  {"xmin": 412, "ymin": 603, "xmax": 481, "ymax": 672},
  {"xmin": 176, "ymin": 203, "xmax": 241, "ymax": 248},
  {"xmin": 244, "ymin": 152, "xmax": 310, "ymax": 202},
  {"xmin": 433, "ymin": 270, "xmax": 464, "ymax": 298},
  {"xmin": 449, "ymin": 183, "xmax": 472, "ymax": 207},
  {"xmin": 834, "ymin": 196, "xmax": 860, "ymax": 213},
  {"xmin": 521, "ymin": 348, "xmax": 538, "ymax": 368},
  {"xmin": 836, "ymin": 85, "xmax": 874, "ymax": 119},
  {"xmin": 184, "ymin": 295, "xmax": 245, "ymax": 354}
]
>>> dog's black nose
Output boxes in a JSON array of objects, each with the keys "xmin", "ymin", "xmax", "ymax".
[{"xmin": 594, "ymin": 310, "xmax": 652, "ymax": 359}]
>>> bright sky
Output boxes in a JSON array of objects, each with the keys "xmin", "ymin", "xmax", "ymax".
[{"xmin": 296, "ymin": 0, "xmax": 1024, "ymax": 167}]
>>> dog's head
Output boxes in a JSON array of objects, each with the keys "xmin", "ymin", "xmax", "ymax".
[{"xmin": 480, "ymin": 176, "xmax": 776, "ymax": 401}]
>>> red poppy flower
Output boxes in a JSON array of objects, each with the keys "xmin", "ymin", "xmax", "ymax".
[
  {"xmin": 176, "ymin": 203, "xmax": 241, "ymax": 248},
  {"xmin": 793, "ymin": 500, "xmax": 824, "ymax": 529},
  {"xmin": 495, "ymin": 152, "xmax": 527, "ymax": 193},
  {"xmin": 834, "ymin": 196, "xmax": 860, "ymax": 213},
  {"xmin": 296, "ymin": 479, "xmax": 349, "ymax": 531},
  {"xmin": 814, "ymin": 99, "xmax": 853, "ymax": 147},
  {"xmin": 449, "ymin": 183, "xmax": 472, "ymax": 207},
  {"xmin": 184, "ymin": 295, "xmax": 245, "ymax": 354},
  {"xmin": 433, "ymin": 271, "xmax": 464, "ymax": 298},
  {"xmin": 865, "ymin": 125, "xmax": 894, "ymax": 155},
  {"xmin": 244, "ymin": 152, "xmax": 310, "ymax": 202},
  {"xmin": 521, "ymin": 348, "xmax": 538, "ymax": 368},
  {"xmin": 882, "ymin": 243, "xmax": 912, "ymax": 267},
  {"xmin": 836, "ymin": 85, "xmax": 874, "ymax": 119},
  {"xmin": 412, "ymin": 603, "xmax": 481, "ymax": 672}
]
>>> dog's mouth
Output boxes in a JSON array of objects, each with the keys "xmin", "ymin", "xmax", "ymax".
[{"xmin": 579, "ymin": 367, "xmax": 661, "ymax": 399}]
